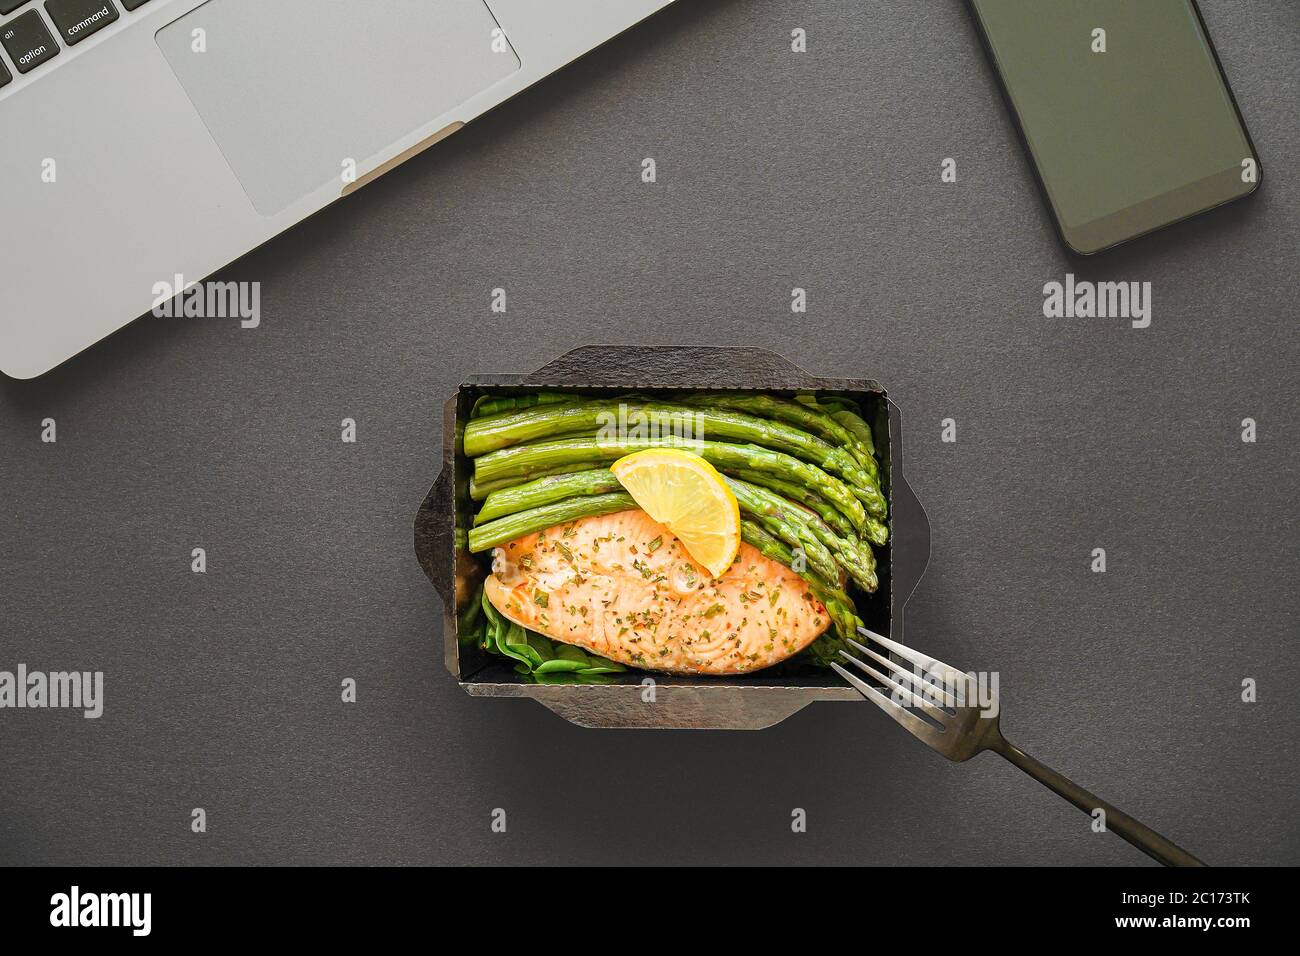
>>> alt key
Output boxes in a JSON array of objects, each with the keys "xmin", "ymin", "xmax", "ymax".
[{"xmin": 1, "ymin": 10, "xmax": 60, "ymax": 74}]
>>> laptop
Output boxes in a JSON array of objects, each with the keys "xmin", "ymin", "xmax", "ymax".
[{"xmin": 0, "ymin": 0, "xmax": 676, "ymax": 378}]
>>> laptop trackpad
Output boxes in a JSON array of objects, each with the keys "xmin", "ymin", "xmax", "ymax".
[{"xmin": 157, "ymin": 0, "xmax": 520, "ymax": 216}]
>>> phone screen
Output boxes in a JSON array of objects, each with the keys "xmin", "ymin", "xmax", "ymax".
[{"xmin": 970, "ymin": 0, "xmax": 1258, "ymax": 253}]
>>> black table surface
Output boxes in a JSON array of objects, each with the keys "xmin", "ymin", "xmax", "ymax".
[{"xmin": 2, "ymin": 0, "xmax": 1296, "ymax": 865}]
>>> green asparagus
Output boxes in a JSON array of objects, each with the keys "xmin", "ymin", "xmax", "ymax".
[
  {"xmin": 725, "ymin": 468, "xmax": 855, "ymax": 537},
  {"xmin": 474, "ymin": 460, "xmax": 886, "ymax": 544},
  {"xmin": 475, "ymin": 469, "xmax": 621, "ymax": 525},
  {"xmin": 467, "ymin": 491, "xmax": 636, "ymax": 552},
  {"xmin": 472, "ymin": 436, "xmax": 870, "ymax": 533},
  {"xmin": 471, "ymin": 391, "xmax": 576, "ymax": 419},
  {"xmin": 727, "ymin": 478, "xmax": 877, "ymax": 592},
  {"xmin": 674, "ymin": 392, "xmax": 879, "ymax": 479},
  {"xmin": 462, "ymin": 400, "xmax": 883, "ymax": 506},
  {"xmin": 723, "ymin": 477, "xmax": 841, "ymax": 584},
  {"xmin": 723, "ymin": 465, "xmax": 888, "ymax": 542},
  {"xmin": 470, "ymin": 462, "xmax": 600, "ymax": 501}
]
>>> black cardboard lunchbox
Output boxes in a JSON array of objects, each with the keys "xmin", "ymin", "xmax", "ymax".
[{"xmin": 413, "ymin": 345, "xmax": 931, "ymax": 730}]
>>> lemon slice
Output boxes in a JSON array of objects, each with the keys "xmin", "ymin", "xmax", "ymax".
[{"xmin": 610, "ymin": 449, "xmax": 741, "ymax": 578}]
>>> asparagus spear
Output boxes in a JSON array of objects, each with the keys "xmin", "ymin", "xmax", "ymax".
[
  {"xmin": 473, "ymin": 457, "xmax": 857, "ymax": 520},
  {"xmin": 859, "ymin": 514, "xmax": 889, "ymax": 547},
  {"xmin": 475, "ymin": 469, "xmax": 622, "ymax": 525},
  {"xmin": 470, "ymin": 462, "xmax": 599, "ymax": 501},
  {"xmin": 475, "ymin": 469, "xmax": 879, "ymax": 587},
  {"xmin": 727, "ymin": 478, "xmax": 877, "ymax": 592},
  {"xmin": 725, "ymin": 468, "xmax": 855, "ymax": 538},
  {"xmin": 472, "ymin": 436, "xmax": 870, "ymax": 533},
  {"xmin": 462, "ymin": 400, "xmax": 884, "ymax": 508},
  {"xmin": 804, "ymin": 509, "xmax": 880, "ymax": 587},
  {"xmin": 480, "ymin": 465, "xmax": 894, "ymax": 535},
  {"xmin": 474, "ymin": 468, "xmax": 873, "ymax": 577},
  {"xmin": 723, "ymin": 478, "xmax": 841, "ymax": 584},
  {"xmin": 467, "ymin": 492, "xmax": 637, "ymax": 552},
  {"xmin": 829, "ymin": 407, "xmax": 890, "ymax": 518},
  {"xmin": 674, "ymin": 392, "xmax": 879, "ymax": 479},
  {"xmin": 468, "ymin": 482, "xmax": 849, "ymax": 594},
  {"xmin": 471, "ymin": 392, "xmax": 577, "ymax": 419},
  {"xmin": 473, "ymin": 461, "xmax": 887, "ymax": 547}
]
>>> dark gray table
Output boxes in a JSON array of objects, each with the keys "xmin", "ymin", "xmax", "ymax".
[{"xmin": 3, "ymin": 0, "xmax": 1296, "ymax": 866}]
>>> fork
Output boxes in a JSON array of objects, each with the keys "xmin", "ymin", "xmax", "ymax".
[{"xmin": 832, "ymin": 629, "xmax": 1206, "ymax": 867}]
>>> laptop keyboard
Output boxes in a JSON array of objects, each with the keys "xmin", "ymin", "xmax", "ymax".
[{"xmin": 0, "ymin": 0, "xmax": 149, "ymax": 86}]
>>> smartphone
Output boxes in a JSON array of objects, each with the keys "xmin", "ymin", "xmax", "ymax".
[{"xmin": 968, "ymin": 0, "xmax": 1260, "ymax": 254}]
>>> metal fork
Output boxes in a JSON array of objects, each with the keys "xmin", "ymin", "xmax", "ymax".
[{"xmin": 832, "ymin": 629, "xmax": 1206, "ymax": 867}]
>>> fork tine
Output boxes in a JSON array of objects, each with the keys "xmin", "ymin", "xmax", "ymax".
[
  {"xmin": 855, "ymin": 627, "xmax": 967, "ymax": 686},
  {"xmin": 831, "ymin": 663, "xmax": 944, "ymax": 743},
  {"xmin": 846, "ymin": 637, "xmax": 961, "ymax": 708},
  {"xmin": 838, "ymin": 650, "xmax": 952, "ymax": 725}
]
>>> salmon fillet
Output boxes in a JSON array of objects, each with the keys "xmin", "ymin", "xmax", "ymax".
[{"xmin": 484, "ymin": 509, "xmax": 829, "ymax": 675}]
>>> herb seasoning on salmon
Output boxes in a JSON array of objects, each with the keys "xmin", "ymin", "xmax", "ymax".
[{"xmin": 485, "ymin": 509, "xmax": 829, "ymax": 675}]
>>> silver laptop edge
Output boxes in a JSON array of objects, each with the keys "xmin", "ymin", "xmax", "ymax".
[{"xmin": 0, "ymin": 0, "xmax": 675, "ymax": 378}]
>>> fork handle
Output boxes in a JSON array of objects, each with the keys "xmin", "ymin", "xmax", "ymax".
[{"xmin": 993, "ymin": 738, "xmax": 1206, "ymax": 867}]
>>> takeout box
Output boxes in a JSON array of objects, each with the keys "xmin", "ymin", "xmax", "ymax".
[{"xmin": 413, "ymin": 345, "xmax": 930, "ymax": 730}]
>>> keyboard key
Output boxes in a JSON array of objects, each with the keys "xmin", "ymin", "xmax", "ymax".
[
  {"xmin": 1, "ymin": 10, "xmax": 60, "ymax": 74},
  {"xmin": 45, "ymin": 0, "xmax": 118, "ymax": 45},
  {"xmin": 0, "ymin": 2, "xmax": 27, "ymax": 15},
  {"xmin": 121, "ymin": 0, "xmax": 149, "ymax": 9},
  {"xmin": 0, "ymin": 56, "xmax": 9, "ymax": 87}
]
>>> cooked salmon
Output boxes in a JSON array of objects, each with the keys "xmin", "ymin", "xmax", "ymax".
[{"xmin": 484, "ymin": 509, "xmax": 829, "ymax": 675}]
